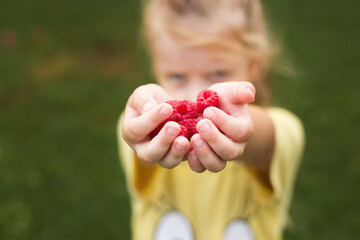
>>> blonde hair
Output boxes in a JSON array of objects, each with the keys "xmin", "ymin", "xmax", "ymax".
[{"xmin": 142, "ymin": 0, "xmax": 275, "ymax": 105}]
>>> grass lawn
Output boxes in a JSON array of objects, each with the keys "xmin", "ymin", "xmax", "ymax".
[{"xmin": 0, "ymin": 0, "xmax": 359, "ymax": 239}]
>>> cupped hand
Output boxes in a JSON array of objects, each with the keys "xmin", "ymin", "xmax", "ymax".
[
  {"xmin": 122, "ymin": 84, "xmax": 191, "ymax": 169},
  {"xmin": 188, "ymin": 81, "xmax": 256, "ymax": 173}
]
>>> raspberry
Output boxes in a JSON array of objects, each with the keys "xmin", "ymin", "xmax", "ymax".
[
  {"xmin": 177, "ymin": 100, "xmax": 198, "ymax": 119},
  {"xmin": 178, "ymin": 125, "xmax": 189, "ymax": 138},
  {"xmin": 149, "ymin": 100, "xmax": 196, "ymax": 139},
  {"xmin": 165, "ymin": 100, "xmax": 184, "ymax": 122},
  {"xmin": 165, "ymin": 100, "xmax": 198, "ymax": 122},
  {"xmin": 179, "ymin": 117, "xmax": 205, "ymax": 140},
  {"xmin": 197, "ymin": 90, "xmax": 219, "ymax": 114},
  {"xmin": 178, "ymin": 119, "xmax": 194, "ymax": 138},
  {"xmin": 149, "ymin": 89, "xmax": 224, "ymax": 141}
]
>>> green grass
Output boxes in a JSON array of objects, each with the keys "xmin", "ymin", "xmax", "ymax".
[{"xmin": 1, "ymin": 0, "xmax": 359, "ymax": 239}]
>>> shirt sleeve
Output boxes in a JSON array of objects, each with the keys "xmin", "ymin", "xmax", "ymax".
[
  {"xmin": 247, "ymin": 107, "xmax": 305, "ymax": 239},
  {"xmin": 117, "ymin": 112, "xmax": 166, "ymax": 201},
  {"xmin": 254, "ymin": 107, "xmax": 305, "ymax": 203}
]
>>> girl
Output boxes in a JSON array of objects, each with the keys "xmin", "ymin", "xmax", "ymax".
[{"xmin": 118, "ymin": 0, "xmax": 305, "ymax": 239}]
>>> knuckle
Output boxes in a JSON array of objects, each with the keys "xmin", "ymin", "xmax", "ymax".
[
  {"xmin": 227, "ymin": 146, "xmax": 244, "ymax": 160},
  {"xmin": 146, "ymin": 83, "xmax": 160, "ymax": 89},
  {"xmin": 241, "ymin": 122, "xmax": 254, "ymax": 141},
  {"xmin": 196, "ymin": 168, "xmax": 206, "ymax": 173},
  {"xmin": 189, "ymin": 161, "xmax": 205, "ymax": 173},
  {"xmin": 158, "ymin": 161, "xmax": 170, "ymax": 169},
  {"xmin": 160, "ymin": 159, "xmax": 179, "ymax": 169},
  {"xmin": 121, "ymin": 129, "xmax": 131, "ymax": 143},
  {"xmin": 133, "ymin": 89, "xmax": 144, "ymax": 107},
  {"xmin": 136, "ymin": 152, "xmax": 146, "ymax": 162},
  {"xmin": 224, "ymin": 149, "xmax": 239, "ymax": 160},
  {"xmin": 246, "ymin": 123, "xmax": 254, "ymax": 139},
  {"xmin": 137, "ymin": 151, "xmax": 156, "ymax": 164},
  {"xmin": 128, "ymin": 125, "xmax": 143, "ymax": 141},
  {"xmin": 132, "ymin": 86, "xmax": 145, "ymax": 99},
  {"xmin": 207, "ymin": 161, "xmax": 226, "ymax": 173},
  {"xmin": 234, "ymin": 122, "xmax": 253, "ymax": 142},
  {"xmin": 132, "ymin": 85, "xmax": 155, "ymax": 109},
  {"xmin": 192, "ymin": 167, "xmax": 206, "ymax": 173}
]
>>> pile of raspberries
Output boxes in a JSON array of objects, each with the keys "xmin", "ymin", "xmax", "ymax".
[{"xmin": 150, "ymin": 90, "xmax": 220, "ymax": 140}]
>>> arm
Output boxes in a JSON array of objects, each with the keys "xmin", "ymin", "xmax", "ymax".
[
  {"xmin": 241, "ymin": 105, "xmax": 275, "ymax": 189},
  {"xmin": 189, "ymin": 82, "xmax": 274, "ymax": 183}
]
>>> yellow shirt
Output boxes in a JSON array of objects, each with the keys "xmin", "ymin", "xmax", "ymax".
[{"xmin": 117, "ymin": 107, "xmax": 305, "ymax": 240}]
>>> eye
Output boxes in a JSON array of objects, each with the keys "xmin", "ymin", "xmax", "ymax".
[
  {"xmin": 168, "ymin": 73, "xmax": 186, "ymax": 83},
  {"xmin": 209, "ymin": 70, "xmax": 229, "ymax": 82}
]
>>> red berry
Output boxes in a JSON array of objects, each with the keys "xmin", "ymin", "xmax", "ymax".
[
  {"xmin": 174, "ymin": 100, "xmax": 198, "ymax": 119},
  {"xmin": 197, "ymin": 90, "xmax": 219, "ymax": 114},
  {"xmin": 179, "ymin": 116, "xmax": 205, "ymax": 140},
  {"xmin": 149, "ymin": 90, "xmax": 223, "ymax": 140},
  {"xmin": 178, "ymin": 125, "xmax": 188, "ymax": 138},
  {"xmin": 165, "ymin": 100, "xmax": 184, "ymax": 122}
]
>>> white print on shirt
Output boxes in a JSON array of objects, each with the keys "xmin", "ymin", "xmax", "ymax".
[
  {"xmin": 223, "ymin": 219, "xmax": 254, "ymax": 240},
  {"xmin": 154, "ymin": 211, "xmax": 194, "ymax": 240},
  {"xmin": 154, "ymin": 211, "xmax": 254, "ymax": 240}
]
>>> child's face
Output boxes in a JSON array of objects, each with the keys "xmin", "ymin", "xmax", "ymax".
[{"xmin": 153, "ymin": 35, "xmax": 253, "ymax": 101}]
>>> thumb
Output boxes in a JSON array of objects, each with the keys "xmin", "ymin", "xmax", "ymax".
[
  {"xmin": 129, "ymin": 84, "xmax": 172, "ymax": 114},
  {"xmin": 210, "ymin": 81, "xmax": 255, "ymax": 105}
]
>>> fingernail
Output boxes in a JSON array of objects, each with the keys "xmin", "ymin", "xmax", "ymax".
[
  {"xmin": 176, "ymin": 143, "xmax": 186, "ymax": 151},
  {"xmin": 166, "ymin": 126, "xmax": 178, "ymax": 136},
  {"xmin": 190, "ymin": 152, "xmax": 198, "ymax": 161},
  {"xmin": 160, "ymin": 105, "xmax": 171, "ymax": 116},
  {"xmin": 142, "ymin": 102, "xmax": 153, "ymax": 112},
  {"xmin": 204, "ymin": 109, "xmax": 216, "ymax": 121},
  {"xmin": 194, "ymin": 139, "xmax": 205, "ymax": 148},
  {"xmin": 198, "ymin": 121, "xmax": 210, "ymax": 134},
  {"xmin": 246, "ymin": 87, "xmax": 255, "ymax": 101},
  {"xmin": 246, "ymin": 85, "xmax": 255, "ymax": 94}
]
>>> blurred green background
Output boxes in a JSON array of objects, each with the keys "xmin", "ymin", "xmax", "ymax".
[{"xmin": 0, "ymin": 0, "xmax": 359, "ymax": 239}]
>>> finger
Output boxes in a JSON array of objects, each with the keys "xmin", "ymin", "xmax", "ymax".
[
  {"xmin": 135, "ymin": 121, "xmax": 180, "ymax": 163},
  {"xmin": 203, "ymin": 107, "xmax": 253, "ymax": 142},
  {"xmin": 196, "ymin": 118, "xmax": 246, "ymax": 161},
  {"xmin": 209, "ymin": 81, "xmax": 255, "ymax": 105},
  {"xmin": 128, "ymin": 84, "xmax": 171, "ymax": 115},
  {"xmin": 158, "ymin": 136, "xmax": 190, "ymax": 169},
  {"xmin": 191, "ymin": 134, "xmax": 226, "ymax": 172},
  {"xmin": 123, "ymin": 103, "xmax": 173, "ymax": 143},
  {"xmin": 187, "ymin": 150, "xmax": 206, "ymax": 173}
]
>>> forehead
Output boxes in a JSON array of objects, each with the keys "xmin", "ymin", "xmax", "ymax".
[{"xmin": 152, "ymin": 35, "xmax": 246, "ymax": 72}]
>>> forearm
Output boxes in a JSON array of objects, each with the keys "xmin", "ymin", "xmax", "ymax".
[{"xmin": 240, "ymin": 105, "xmax": 275, "ymax": 175}]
